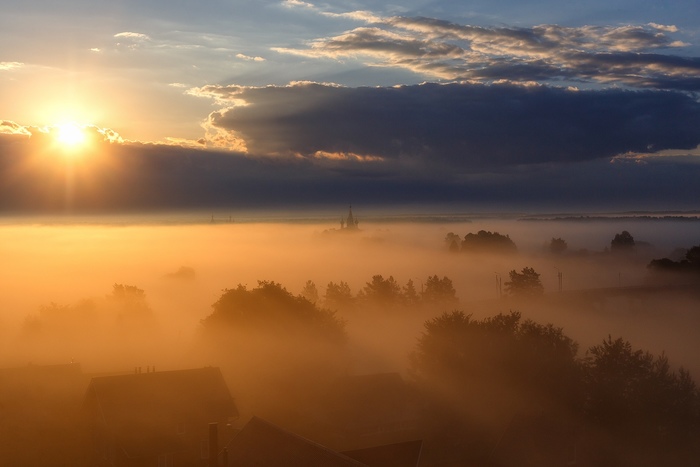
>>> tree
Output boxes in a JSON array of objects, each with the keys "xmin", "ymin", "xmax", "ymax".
[
  {"xmin": 300, "ymin": 280, "xmax": 319, "ymax": 304},
  {"xmin": 422, "ymin": 275, "xmax": 458, "ymax": 306},
  {"xmin": 549, "ymin": 237, "xmax": 568, "ymax": 254},
  {"xmin": 201, "ymin": 281, "xmax": 348, "ymax": 425},
  {"xmin": 686, "ymin": 245, "xmax": 700, "ymax": 267},
  {"xmin": 403, "ymin": 279, "xmax": 420, "ymax": 306},
  {"xmin": 504, "ymin": 267, "xmax": 544, "ymax": 297},
  {"xmin": 461, "ymin": 230, "xmax": 517, "ymax": 253},
  {"xmin": 584, "ymin": 336, "xmax": 699, "ymax": 435},
  {"xmin": 203, "ymin": 281, "xmax": 345, "ymax": 343},
  {"xmin": 107, "ymin": 283, "xmax": 155, "ymax": 331},
  {"xmin": 445, "ymin": 232, "xmax": 461, "ymax": 253},
  {"xmin": 324, "ymin": 281, "xmax": 354, "ymax": 310},
  {"xmin": 410, "ymin": 310, "xmax": 582, "ymax": 421},
  {"xmin": 359, "ymin": 274, "xmax": 402, "ymax": 305},
  {"xmin": 611, "ymin": 230, "xmax": 635, "ymax": 251},
  {"xmin": 647, "ymin": 244, "xmax": 700, "ymax": 276}
]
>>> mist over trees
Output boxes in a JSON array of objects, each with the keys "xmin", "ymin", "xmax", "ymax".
[
  {"xmin": 201, "ymin": 280, "xmax": 345, "ymax": 343},
  {"xmin": 504, "ymin": 267, "xmax": 544, "ymax": 298},
  {"xmin": 549, "ymin": 237, "xmax": 568, "ymax": 254},
  {"xmin": 5, "ymin": 220, "xmax": 700, "ymax": 466},
  {"xmin": 446, "ymin": 230, "xmax": 517, "ymax": 253},
  {"xmin": 23, "ymin": 283, "xmax": 155, "ymax": 339},
  {"xmin": 410, "ymin": 311, "xmax": 700, "ymax": 466},
  {"xmin": 648, "ymin": 244, "xmax": 700, "ymax": 277}
]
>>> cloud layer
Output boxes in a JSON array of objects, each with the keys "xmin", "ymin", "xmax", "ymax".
[
  {"xmin": 274, "ymin": 17, "xmax": 700, "ymax": 90},
  {"xmin": 192, "ymin": 81, "xmax": 700, "ymax": 167},
  {"xmin": 2, "ymin": 120, "xmax": 700, "ymax": 213}
]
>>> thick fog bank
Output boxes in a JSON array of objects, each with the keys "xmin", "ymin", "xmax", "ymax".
[{"xmin": 0, "ymin": 217, "xmax": 699, "ymax": 375}]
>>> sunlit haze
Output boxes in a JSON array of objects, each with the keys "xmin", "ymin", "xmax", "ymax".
[{"xmin": 2, "ymin": 0, "xmax": 700, "ymax": 465}]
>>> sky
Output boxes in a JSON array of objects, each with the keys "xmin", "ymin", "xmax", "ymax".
[{"xmin": 2, "ymin": 0, "xmax": 700, "ymax": 213}]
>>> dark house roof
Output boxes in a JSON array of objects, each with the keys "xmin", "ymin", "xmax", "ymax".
[
  {"xmin": 227, "ymin": 416, "xmax": 369, "ymax": 467},
  {"xmin": 85, "ymin": 367, "xmax": 237, "ymax": 430},
  {"xmin": 342, "ymin": 440, "xmax": 423, "ymax": 467}
]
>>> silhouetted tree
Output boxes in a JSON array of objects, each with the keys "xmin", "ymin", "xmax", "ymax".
[
  {"xmin": 611, "ymin": 230, "xmax": 635, "ymax": 252},
  {"xmin": 504, "ymin": 267, "xmax": 544, "ymax": 297},
  {"xmin": 686, "ymin": 245, "xmax": 700, "ymax": 267},
  {"xmin": 203, "ymin": 281, "xmax": 345, "ymax": 343},
  {"xmin": 107, "ymin": 283, "xmax": 156, "ymax": 331},
  {"xmin": 461, "ymin": 230, "xmax": 517, "ymax": 253},
  {"xmin": 23, "ymin": 283, "xmax": 155, "ymax": 338},
  {"xmin": 549, "ymin": 237, "xmax": 568, "ymax": 254},
  {"xmin": 422, "ymin": 275, "xmax": 458, "ymax": 306},
  {"xmin": 403, "ymin": 279, "xmax": 420, "ymax": 306},
  {"xmin": 301, "ymin": 280, "xmax": 319, "ymax": 304},
  {"xmin": 358, "ymin": 274, "xmax": 402, "ymax": 306},
  {"xmin": 324, "ymin": 280, "xmax": 354, "ymax": 310},
  {"xmin": 411, "ymin": 311, "xmax": 582, "ymax": 420},
  {"xmin": 445, "ymin": 232, "xmax": 461, "ymax": 253},
  {"xmin": 584, "ymin": 336, "xmax": 699, "ymax": 436},
  {"xmin": 647, "ymin": 244, "xmax": 700, "ymax": 276}
]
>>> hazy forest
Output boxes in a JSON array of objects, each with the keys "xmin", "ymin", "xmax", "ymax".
[{"xmin": 2, "ymin": 216, "xmax": 700, "ymax": 466}]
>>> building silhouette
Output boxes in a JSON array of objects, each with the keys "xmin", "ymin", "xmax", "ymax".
[{"xmin": 340, "ymin": 206, "xmax": 359, "ymax": 230}]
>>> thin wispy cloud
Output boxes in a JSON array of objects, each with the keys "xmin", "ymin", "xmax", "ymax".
[
  {"xmin": 236, "ymin": 53, "xmax": 265, "ymax": 62},
  {"xmin": 0, "ymin": 61, "xmax": 24, "ymax": 71}
]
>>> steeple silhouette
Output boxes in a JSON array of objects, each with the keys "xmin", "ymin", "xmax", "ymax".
[{"xmin": 340, "ymin": 206, "xmax": 359, "ymax": 230}]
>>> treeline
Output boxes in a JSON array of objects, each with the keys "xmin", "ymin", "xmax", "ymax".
[
  {"xmin": 300, "ymin": 274, "xmax": 458, "ymax": 311},
  {"xmin": 445, "ymin": 228, "xmax": 663, "ymax": 257},
  {"xmin": 648, "ymin": 244, "xmax": 700, "ymax": 274},
  {"xmin": 12, "ymin": 275, "xmax": 700, "ymax": 466},
  {"xmin": 445, "ymin": 230, "xmax": 517, "ymax": 253},
  {"xmin": 198, "ymin": 280, "xmax": 700, "ymax": 465},
  {"xmin": 411, "ymin": 311, "xmax": 700, "ymax": 465}
]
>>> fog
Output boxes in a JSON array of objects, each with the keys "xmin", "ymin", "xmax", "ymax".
[
  {"xmin": 2, "ymin": 216, "xmax": 700, "ymax": 368},
  {"xmin": 2, "ymin": 213, "xmax": 700, "ymax": 465}
]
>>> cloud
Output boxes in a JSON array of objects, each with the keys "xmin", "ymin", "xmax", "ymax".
[
  {"xmin": 649, "ymin": 23, "xmax": 679, "ymax": 33},
  {"xmin": 273, "ymin": 18, "xmax": 700, "ymax": 90},
  {"xmin": 0, "ymin": 61, "xmax": 24, "ymax": 71},
  {"xmin": 2, "ymin": 133, "xmax": 700, "ymax": 213},
  {"xmin": 321, "ymin": 10, "xmax": 383, "ymax": 24},
  {"xmin": 192, "ymin": 81, "xmax": 700, "ymax": 168},
  {"xmin": 114, "ymin": 32, "xmax": 151, "ymax": 41},
  {"xmin": 0, "ymin": 120, "xmax": 31, "ymax": 137},
  {"xmin": 114, "ymin": 32, "xmax": 152, "ymax": 51},
  {"xmin": 236, "ymin": 53, "xmax": 265, "ymax": 62},
  {"xmin": 311, "ymin": 150, "xmax": 385, "ymax": 163},
  {"xmin": 282, "ymin": 0, "xmax": 314, "ymax": 7}
]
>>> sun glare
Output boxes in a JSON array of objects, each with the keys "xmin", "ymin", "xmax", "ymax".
[{"xmin": 56, "ymin": 123, "xmax": 87, "ymax": 148}]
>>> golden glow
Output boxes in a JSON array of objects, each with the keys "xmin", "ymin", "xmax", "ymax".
[{"xmin": 56, "ymin": 123, "xmax": 87, "ymax": 148}]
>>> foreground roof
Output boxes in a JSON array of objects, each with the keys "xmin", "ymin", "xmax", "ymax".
[{"xmin": 227, "ymin": 416, "xmax": 369, "ymax": 467}]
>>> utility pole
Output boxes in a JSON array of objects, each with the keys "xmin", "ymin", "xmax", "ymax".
[{"xmin": 554, "ymin": 266, "xmax": 563, "ymax": 293}]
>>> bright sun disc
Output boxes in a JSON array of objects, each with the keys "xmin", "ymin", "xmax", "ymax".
[{"xmin": 56, "ymin": 123, "xmax": 87, "ymax": 147}]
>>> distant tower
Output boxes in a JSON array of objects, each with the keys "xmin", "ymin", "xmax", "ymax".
[{"xmin": 346, "ymin": 206, "xmax": 359, "ymax": 230}]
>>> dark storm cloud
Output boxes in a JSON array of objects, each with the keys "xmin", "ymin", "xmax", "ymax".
[
  {"xmin": 193, "ymin": 81, "xmax": 700, "ymax": 167},
  {"xmin": 2, "ymin": 120, "xmax": 700, "ymax": 213},
  {"xmin": 2, "ymin": 130, "xmax": 700, "ymax": 213}
]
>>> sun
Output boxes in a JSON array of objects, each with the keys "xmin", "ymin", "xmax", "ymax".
[{"xmin": 56, "ymin": 123, "xmax": 87, "ymax": 148}]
